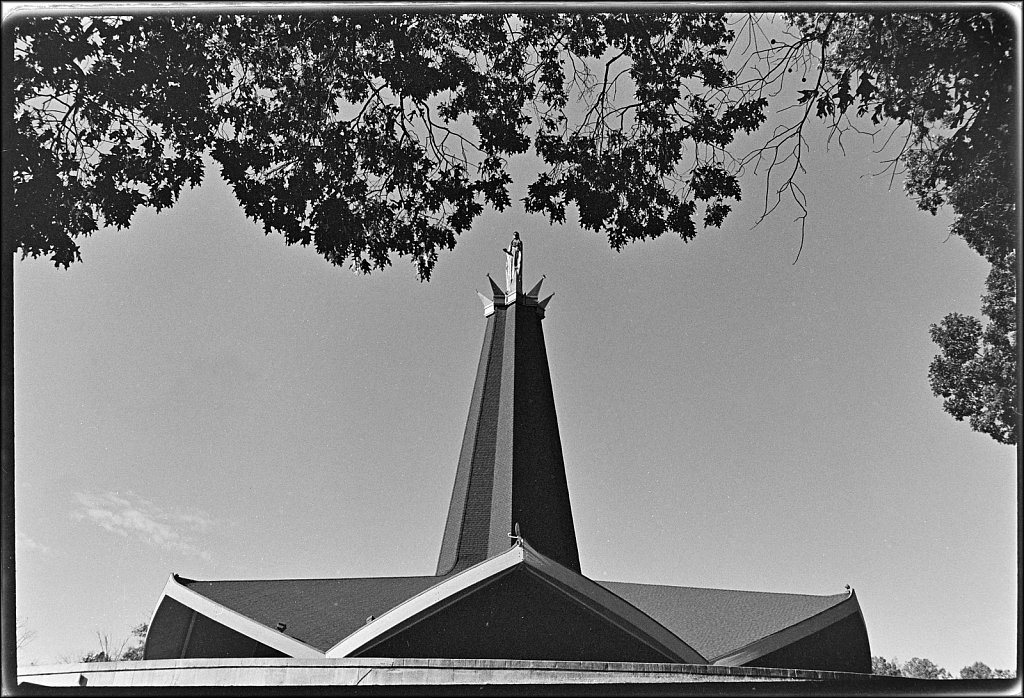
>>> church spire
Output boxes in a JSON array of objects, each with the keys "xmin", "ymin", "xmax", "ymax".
[{"xmin": 436, "ymin": 235, "xmax": 579, "ymax": 575}]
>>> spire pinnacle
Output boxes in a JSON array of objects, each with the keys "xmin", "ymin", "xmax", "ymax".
[
  {"xmin": 477, "ymin": 291, "xmax": 495, "ymax": 317},
  {"xmin": 486, "ymin": 274, "xmax": 504, "ymax": 300},
  {"xmin": 481, "ymin": 237, "xmax": 552, "ymax": 316}
]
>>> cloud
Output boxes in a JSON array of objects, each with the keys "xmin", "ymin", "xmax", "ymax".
[
  {"xmin": 72, "ymin": 491, "xmax": 216, "ymax": 560},
  {"xmin": 15, "ymin": 531, "xmax": 52, "ymax": 555}
]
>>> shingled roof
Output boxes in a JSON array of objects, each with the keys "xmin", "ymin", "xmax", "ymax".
[
  {"xmin": 177, "ymin": 576, "xmax": 439, "ymax": 652},
  {"xmin": 598, "ymin": 581, "xmax": 852, "ymax": 662},
  {"xmin": 158, "ymin": 566, "xmax": 860, "ymax": 665}
]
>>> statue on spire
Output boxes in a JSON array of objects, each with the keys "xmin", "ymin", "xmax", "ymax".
[{"xmin": 503, "ymin": 231, "xmax": 523, "ymax": 295}]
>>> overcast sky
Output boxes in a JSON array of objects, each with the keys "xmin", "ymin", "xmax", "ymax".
[{"xmin": 12, "ymin": 11, "xmax": 1017, "ymax": 675}]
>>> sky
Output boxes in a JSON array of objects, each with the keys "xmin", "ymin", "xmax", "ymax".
[{"xmin": 11, "ymin": 10, "xmax": 1018, "ymax": 677}]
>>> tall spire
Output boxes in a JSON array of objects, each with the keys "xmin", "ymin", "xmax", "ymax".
[{"xmin": 437, "ymin": 236, "xmax": 579, "ymax": 575}]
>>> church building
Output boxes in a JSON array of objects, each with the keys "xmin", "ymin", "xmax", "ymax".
[{"xmin": 142, "ymin": 237, "xmax": 871, "ymax": 674}]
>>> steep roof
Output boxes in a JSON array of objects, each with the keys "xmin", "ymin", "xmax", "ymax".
[
  {"xmin": 178, "ymin": 575, "xmax": 438, "ymax": 652},
  {"xmin": 596, "ymin": 581, "xmax": 851, "ymax": 662},
  {"xmin": 173, "ymin": 572, "xmax": 852, "ymax": 661}
]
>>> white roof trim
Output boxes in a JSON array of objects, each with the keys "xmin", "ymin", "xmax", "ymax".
[
  {"xmin": 520, "ymin": 545, "xmax": 706, "ymax": 664},
  {"xmin": 326, "ymin": 546, "xmax": 526, "ymax": 657},
  {"xmin": 160, "ymin": 574, "xmax": 324, "ymax": 658},
  {"xmin": 711, "ymin": 589, "xmax": 861, "ymax": 666},
  {"xmin": 327, "ymin": 542, "xmax": 706, "ymax": 664},
  {"xmin": 145, "ymin": 574, "xmax": 177, "ymax": 647}
]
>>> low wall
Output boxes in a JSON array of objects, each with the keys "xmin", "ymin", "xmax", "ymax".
[{"xmin": 19, "ymin": 657, "xmax": 883, "ymax": 689}]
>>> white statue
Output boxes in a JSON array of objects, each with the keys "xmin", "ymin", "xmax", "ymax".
[{"xmin": 503, "ymin": 232, "xmax": 523, "ymax": 294}]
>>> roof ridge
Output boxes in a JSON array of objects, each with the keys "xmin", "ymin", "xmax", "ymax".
[
  {"xmin": 596, "ymin": 579, "xmax": 849, "ymax": 598},
  {"xmin": 182, "ymin": 574, "xmax": 441, "ymax": 584}
]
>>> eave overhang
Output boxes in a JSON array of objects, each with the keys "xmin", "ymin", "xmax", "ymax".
[
  {"xmin": 152, "ymin": 573, "xmax": 325, "ymax": 658},
  {"xmin": 711, "ymin": 588, "xmax": 863, "ymax": 666}
]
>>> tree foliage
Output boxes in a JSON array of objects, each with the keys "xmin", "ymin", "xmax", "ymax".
[
  {"xmin": 960, "ymin": 661, "xmax": 993, "ymax": 679},
  {"xmin": 871, "ymin": 655, "xmax": 903, "ymax": 676},
  {"xmin": 960, "ymin": 662, "xmax": 1016, "ymax": 680},
  {"xmin": 14, "ymin": 13, "xmax": 767, "ymax": 280},
  {"xmin": 900, "ymin": 656, "xmax": 953, "ymax": 680},
  {"xmin": 834, "ymin": 12, "xmax": 1017, "ymax": 445},
  {"xmin": 872, "ymin": 656, "xmax": 1016, "ymax": 680},
  {"xmin": 12, "ymin": 16, "xmax": 234, "ymax": 268},
  {"xmin": 79, "ymin": 623, "xmax": 147, "ymax": 663},
  {"xmin": 12, "ymin": 10, "xmax": 1017, "ymax": 443},
  {"xmin": 769, "ymin": 11, "xmax": 1017, "ymax": 444},
  {"xmin": 928, "ymin": 255, "xmax": 1017, "ymax": 444}
]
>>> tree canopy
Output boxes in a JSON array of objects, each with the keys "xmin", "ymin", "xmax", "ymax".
[
  {"xmin": 12, "ymin": 16, "xmax": 233, "ymax": 268},
  {"xmin": 78, "ymin": 623, "xmax": 147, "ymax": 663},
  {"xmin": 959, "ymin": 661, "xmax": 1016, "ymax": 680},
  {"xmin": 13, "ymin": 13, "xmax": 768, "ymax": 279},
  {"xmin": 900, "ymin": 656, "xmax": 953, "ymax": 680},
  {"xmin": 11, "ymin": 10, "xmax": 1017, "ymax": 444},
  {"xmin": 870, "ymin": 655, "xmax": 903, "ymax": 677},
  {"xmin": 785, "ymin": 11, "xmax": 1017, "ymax": 445},
  {"xmin": 872, "ymin": 656, "xmax": 1016, "ymax": 680}
]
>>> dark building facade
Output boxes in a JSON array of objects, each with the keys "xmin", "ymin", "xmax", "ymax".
[{"xmin": 144, "ymin": 248, "xmax": 871, "ymax": 673}]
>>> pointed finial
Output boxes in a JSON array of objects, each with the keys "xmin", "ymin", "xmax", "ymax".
[
  {"xmin": 538, "ymin": 293, "xmax": 554, "ymax": 310},
  {"xmin": 477, "ymin": 291, "xmax": 495, "ymax": 317},
  {"xmin": 486, "ymin": 273, "xmax": 504, "ymax": 300},
  {"xmin": 526, "ymin": 275, "xmax": 545, "ymax": 299}
]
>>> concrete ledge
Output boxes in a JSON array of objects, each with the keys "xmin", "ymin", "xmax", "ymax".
[{"xmin": 19, "ymin": 657, "xmax": 885, "ymax": 688}]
